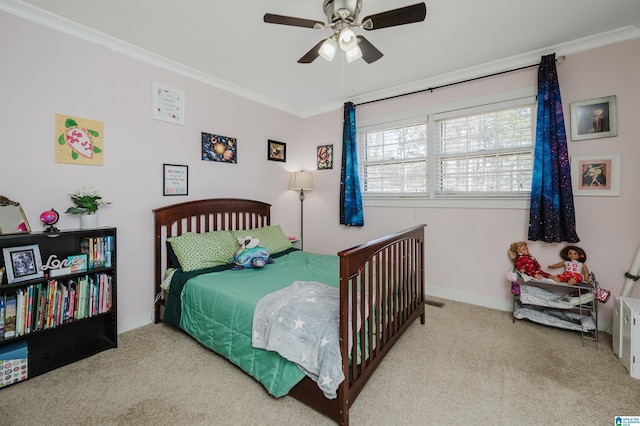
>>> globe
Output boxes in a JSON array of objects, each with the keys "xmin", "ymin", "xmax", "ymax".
[{"xmin": 40, "ymin": 209, "xmax": 60, "ymax": 232}]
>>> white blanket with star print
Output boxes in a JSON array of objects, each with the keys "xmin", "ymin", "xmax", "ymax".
[{"xmin": 252, "ymin": 281, "xmax": 344, "ymax": 399}]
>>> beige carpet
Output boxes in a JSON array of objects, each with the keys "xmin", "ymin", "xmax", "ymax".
[{"xmin": 1, "ymin": 298, "xmax": 638, "ymax": 425}]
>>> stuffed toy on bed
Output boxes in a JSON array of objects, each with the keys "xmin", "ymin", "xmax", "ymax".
[{"xmin": 231, "ymin": 236, "xmax": 274, "ymax": 270}]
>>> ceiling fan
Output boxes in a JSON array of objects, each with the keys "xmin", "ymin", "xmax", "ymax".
[{"xmin": 264, "ymin": 0, "xmax": 427, "ymax": 64}]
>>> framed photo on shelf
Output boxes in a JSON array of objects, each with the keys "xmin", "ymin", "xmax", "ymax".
[
  {"xmin": 152, "ymin": 82, "xmax": 185, "ymax": 125},
  {"xmin": 2, "ymin": 244, "xmax": 44, "ymax": 284},
  {"xmin": 163, "ymin": 164, "xmax": 188, "ymax": 196},
  {"xmin": 570, "ymin": 95, "xmax": 617, "ymax": 141},
  {"xmin": 268, "ymin": 140, "xmax": 286, "ymax": 162},
  {"xmin": 571, "ymin": 153, "xmax": 621, "ymax": 196}
]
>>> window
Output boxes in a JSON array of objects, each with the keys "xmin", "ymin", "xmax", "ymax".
[
  {"xmin": 435, "ymin": 105, "xmax": 533, "ymax": 197},
  {"xmin": 358, "ymin": 95, "xmax": 535, "ymax": 203},
  {"xmin": 360, "ymin": 123, "xmax": 428, "ymax": 194}
]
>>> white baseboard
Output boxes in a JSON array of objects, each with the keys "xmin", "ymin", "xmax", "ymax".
[{"xmin": 118, "ymin": 311, "xmax": 154, "ymax": 334}]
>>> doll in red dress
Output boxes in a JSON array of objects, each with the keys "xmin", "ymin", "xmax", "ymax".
[{"xmin": 508, "ymin": 241, "xmax": 558, "ymax": 281}]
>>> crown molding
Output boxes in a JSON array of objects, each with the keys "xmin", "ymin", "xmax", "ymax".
[
  {"xmin": 0, "ymin": 0, "xmax": 304, "ymax": 117},
  {"xmin": 2, "ymin": 1, "xmax": 639, "ymax": 118},
  {"xmin": 348, "ymin": 25, "xmax": 640, "ymax": 108}
]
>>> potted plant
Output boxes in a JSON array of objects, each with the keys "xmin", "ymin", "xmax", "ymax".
[{"xmin": 66, "ymin": 187, "xmax": 110, "ymax": 229}]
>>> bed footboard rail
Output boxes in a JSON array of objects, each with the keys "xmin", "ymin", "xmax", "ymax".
[{"xmin": 336, "ymin": 224, "xmax": 426, "ymax": 424}]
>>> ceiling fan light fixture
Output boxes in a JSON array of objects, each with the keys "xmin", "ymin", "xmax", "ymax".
[
  {"xmin": 345, "ymin": 45, "xmax": 363, "ymax": 63},
  {"xmin": 338, "ymin": 27, "xmax": 358, "ymax": 51},
  {"xmin": 318, "ymin": 37, "xmax": 337, "ymax": 61}
]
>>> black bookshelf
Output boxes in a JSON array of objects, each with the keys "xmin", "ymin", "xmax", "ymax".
[{"xmin": 0, "ymin": 228, "xmax": 117, "ymax": 387}]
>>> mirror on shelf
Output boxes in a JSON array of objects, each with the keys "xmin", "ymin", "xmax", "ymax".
[{"xmin": 0, "ymin": 195, "xmax": 31, "ymax": 235}]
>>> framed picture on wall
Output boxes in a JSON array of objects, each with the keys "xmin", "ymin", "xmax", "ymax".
[
  {"xmin": 570, "ymin": 95, "xmax": 617, "ymax": 141},
  {"xmin": 571, "ymin": 153, "xmax": 621, "ymax": 196},
  {"xmin": 152, "ymin": 82, "xmax": 185, "ymax": 125},
  {"xmin": 163, "ymin": 164, "xmax": 188, "ymax": 196},
  {"xmin": 317, "ymin": 144, "xmax": 333, "ymax": 170},
  {"xmin": 268, "ymin": 140, "xmax": 286, "ymax": 162},
  {"xmin": 202, "ymin": 133, "xmax": 237, "ymax": 163}
]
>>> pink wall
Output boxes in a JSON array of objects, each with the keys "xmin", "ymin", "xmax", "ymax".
[
  {"xmin": 302, "ymin": 39, "xmax": 640, "ymax": 331},
  {"xmin": 0, "ymin": 12, "xmax": 306, "ymax": 330},
  {"xmin": 1, "ymin": 9, "xmax": 638, "ymax": 332}
]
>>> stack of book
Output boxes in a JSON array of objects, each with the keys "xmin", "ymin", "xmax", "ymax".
[
  {"xmin": 0, "ymin": 273, "xmax": 113, "ymax": 338},
  {"xmin": 80, "ymin": 235, "xmax": 114, "ymax": 269}
]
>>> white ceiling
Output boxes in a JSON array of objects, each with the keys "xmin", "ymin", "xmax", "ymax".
[{"xmin": 4, "ymin": 0, "xmax": 640, "ymax": 117}]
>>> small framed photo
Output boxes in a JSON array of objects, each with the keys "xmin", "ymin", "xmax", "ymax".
[
  {"xmin": 268, "ymin": 140, "xmax": 286, "ymax": 162},
  {"xmin": 317, "ymin": 144, "xmax": 333, "ymax": 170},
  {"xmin": 2, "ymin": 244, "xmax": 44, "ymax": 284},
  {"xmin": 163, "ymin": 164, "xmax": 189, "ymax": 196},
  {"xmin": 570, "ymin": 95, "xmax": 617, "ymax": 141},
  {"xmin": 571, "ymin": 154, "xmax": 621, "ymax": 196},
  {"xmin": 152, "ymin": 82, "xmax": 185, "ymax": 125}
]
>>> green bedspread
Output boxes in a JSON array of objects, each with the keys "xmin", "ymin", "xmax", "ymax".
[{"xmin": 164, "ymin": 249, "xmax": 339, "ymax": 397}]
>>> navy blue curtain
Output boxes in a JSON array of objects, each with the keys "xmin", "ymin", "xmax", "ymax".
[
  {"xmin": 340, "ymin": 102, "xmax": 364, "ymax": 226},
  {"xmin": 528, "ymin": 54, "xmax": 579, "ymax": 243}
]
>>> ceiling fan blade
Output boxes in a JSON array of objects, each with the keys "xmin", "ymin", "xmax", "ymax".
[
  {"xmin": 357, "ymin": 36, "xmax": 384, "ymax": 64},
  {"xmin": 264, "ymin": 13, "xmax": 325, "ymax": 29},
  {"xmin": 361, "ymin": 3, "xmax": 427, "ymax": 30},
  {"xmin": 297, "ymin": 39, "xmax": 326, "ymax": 64}
]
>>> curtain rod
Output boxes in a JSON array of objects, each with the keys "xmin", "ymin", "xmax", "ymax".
[{"xmin": 355, "ymin": 55, "xmax": 565, "ymax": 107}]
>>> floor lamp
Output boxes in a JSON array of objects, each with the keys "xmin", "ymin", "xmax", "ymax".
[{"xmin": 289, "ymin": 171, "xmax": 313, "ymax": 250}]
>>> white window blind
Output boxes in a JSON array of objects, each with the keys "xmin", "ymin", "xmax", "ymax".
[
  {"xmin": 359, "ymin": 123, "xmax": 428, "ymax": 194},
  {"xmin": 357, "ymin": 93, "xmax": 536, "ymax": 203},
  {"xmin": 435, "ymin": 105, "xmax": 534, "ymax": 197}
]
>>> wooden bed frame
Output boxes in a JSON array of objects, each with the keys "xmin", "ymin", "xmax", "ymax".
[{"xmin": 153, "ymin": 198, "xmax": 425, "ymax": 425}]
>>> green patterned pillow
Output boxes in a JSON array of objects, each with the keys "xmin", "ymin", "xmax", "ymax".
[
  {"xmin": 167, "ymin": 231, "xmax": 238, "ymax": 272},
  {"xmin": 232, "ymin": 225, "xmax": 292, "ymax": 255}
]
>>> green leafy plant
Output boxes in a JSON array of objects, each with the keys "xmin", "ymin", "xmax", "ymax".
[{"xmin": 66, "ymin": 187, "xmax": 110, "ymax": 215}]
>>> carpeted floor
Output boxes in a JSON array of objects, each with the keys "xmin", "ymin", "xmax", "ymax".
[{"xmin": 1, "ymin": 297, "xmax": 638, "ymax": 425}]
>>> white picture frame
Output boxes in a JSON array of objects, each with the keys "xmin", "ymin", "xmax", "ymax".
[
  {"xmin": 570, "ymin": 95, "xmax": 617, "ymax": 141},
  {"xmin": 3, "ymin": 244, "xmax": 44, "ymax": 283},
  {"xmin": 571, "ymin": 153, "xmax": 621, "ymax": 196},
  {"xmin": 152, "ymin": 82, "xmax": 185, "ymax": 125}
]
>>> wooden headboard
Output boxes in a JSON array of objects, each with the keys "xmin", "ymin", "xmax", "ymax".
[{"xmin": 152, "ymin": 198, "xmax": 271, "ymax": 323}]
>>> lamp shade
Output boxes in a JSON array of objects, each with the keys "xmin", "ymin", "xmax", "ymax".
[
  {"xmin": 289, "ymin": 171, "xmax": 314, "ymax": 191},
  {"xmin": 345, "ymin": 45, "xmax": 363, "ymax": 63},
  {"xmin": 338, "ymin": 27, "xmax": 358, "ymax": 52},
  {"xmin": 319, "ymin": 37, "xmax": 337, "ymax": 61}
]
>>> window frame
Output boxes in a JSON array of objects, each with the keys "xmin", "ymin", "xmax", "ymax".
[{"xmin": 357, "ymin": 89, "xmax": 537, "ymax": 209}]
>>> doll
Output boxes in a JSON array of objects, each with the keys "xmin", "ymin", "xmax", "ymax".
[
  {"xmin": 508, "ymin": 241, "xmax": 558, "ymax": 281},
  {"xmin": 548, "ymin": 245, "xmax": 588, "ymax": 285}
]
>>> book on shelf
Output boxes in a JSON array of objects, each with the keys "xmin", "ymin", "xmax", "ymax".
[
  {"xmin": 4, "ymin": 294, "xmax": 17, "ymax": 339},
  {"xmin": 67, "ymin": 280, "xmax": 77, "ymax": 321},
  {"xmin": 80, "ymin": 236, "xmax": 114, "ymax": 269},
  {"xmin": 25, "ymin": 285, "xmax": 34, "ymax": 334},
  {"xmin": 34, "ymin": 283, "xmax": 44, "ymax": 332},
  {"xmin": 0, "ymin": 296, "xmax": 5, "ymax": 338},
  {"xmin": 68, "ymin": 254, "xmax": 87, "ymax": 273},
  {"xmin": 15, "ymin": 289, "xmax": 24, "ymax": 337}
]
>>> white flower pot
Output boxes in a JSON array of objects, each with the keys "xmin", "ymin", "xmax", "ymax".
[{"xmin": 80, "ymin": 213, "xmax": 99, "ymax": 229}]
